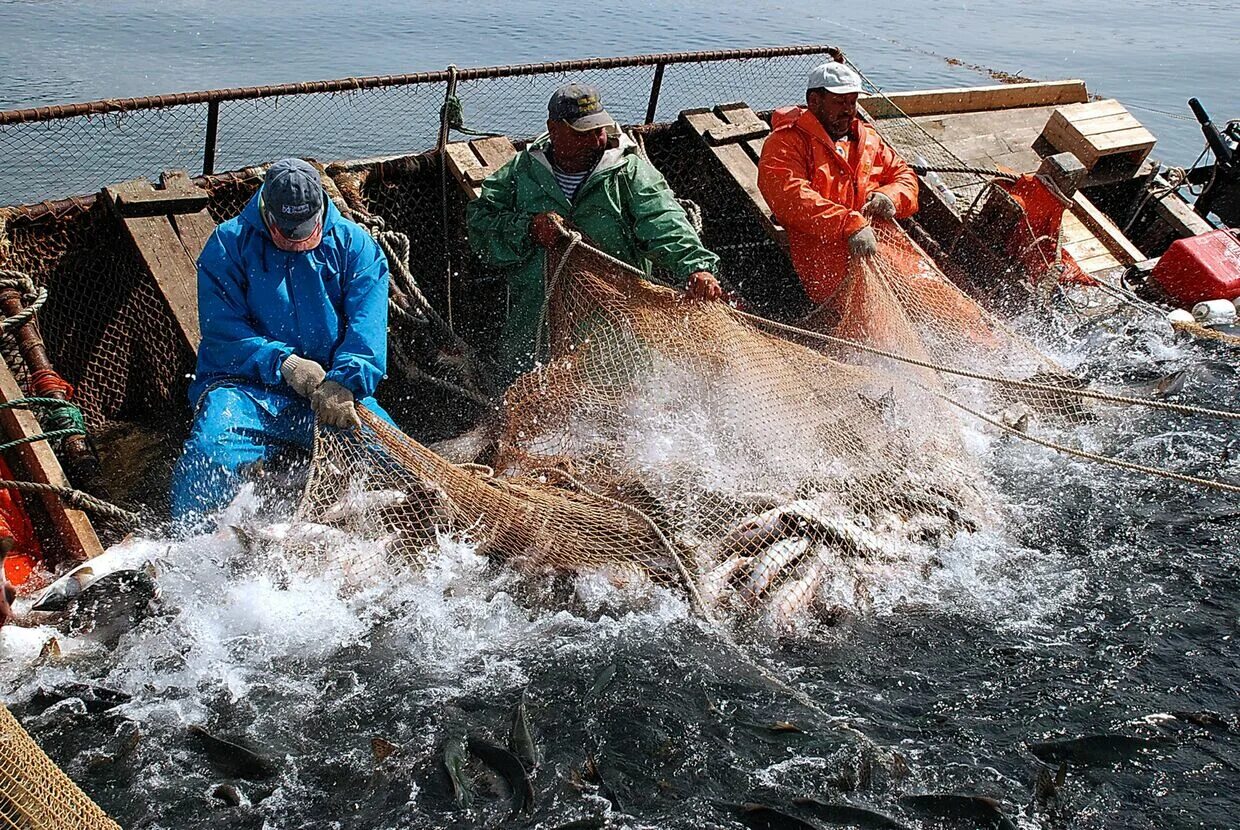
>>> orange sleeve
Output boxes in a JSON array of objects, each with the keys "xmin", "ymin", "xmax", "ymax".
[
  {"xmin": 873, "ymin": 140, "xmax": 919, "ymax": 218},
  {"xmin": 758, "ymin": 129, "xmax": 868, "ymax": 241}
]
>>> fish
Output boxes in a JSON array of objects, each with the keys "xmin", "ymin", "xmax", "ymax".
[
  {"xmin": 1027, "ymin": 734, "xmax": 1169, "ymax": 766},
  {"xmin": 371, "ymin": 737, "xmax": 400, "ymax": 764},
  {"xmin": 745, "ymin": 537, "xmax": 810, "ymax": 599},
  {"xmin": 442, "ymin": 731, "xmax": 473, "ymax": 808},
  {"xmin": 587, "ymin": 662, "xmax": 617, "ymax": 700},
  {"xmin": 61, "ymin": 569, "xmax": 158, "ymax": 639},
  {"xmin": 82, "ymin": 718, "xmax": 141, "ymax": 770},
  {"xmin": 509, "ymin": 694, "xmax": 540, "ymax": 769},
  {"xmin": 889, "ymin": 490, "xmax": 979, "ymax": 532},
  {"xmin": 318, "ymin": 487, "xmax": 409, "ymax": 524},
  {"xmin": 32, "ymin": 541, "xmax": 162, "ymax": 614},
  {"xmin": 699, "ymin": 555, "xmax": 751, "ymax": 607},
  {"xmin": 467, "ymin": 735, "xmax": 534, "ymax": 815},
  {"xmin": 735, "ymin": 802, "xmax": 818, "ymax": 830},
  {"xmin": 32, "ymin": 682, "xmax": 131, "ymax": 714},
  {"xmin": 792, "ymin": 796, "xmax": 909, "ymax": 829},
  {"xmin": 0, "ymin": 625, "xmax": 59, "ymax": 664},
  {"xmin": 900, "ymin": 793, "xmax": 1016, "ymax": 830},
  {"xmin": 761, "ymin": 558, "xmax": 826, "ymax": 629},
  {"xmin": 211, "ymin": 783, "xmax": 246, "ymax": 808},
  {"xmin": 188, "ymin": 725, "xmax": 279, "ymax": 780}
]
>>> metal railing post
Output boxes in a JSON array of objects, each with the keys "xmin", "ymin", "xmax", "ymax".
[
  {"xmin": 645, "ymin": 63, "xmax": 666, "ymax": 124},
  {"xmin": 202, "ymin": 100, "xmax": 220, "ymax": 175}
]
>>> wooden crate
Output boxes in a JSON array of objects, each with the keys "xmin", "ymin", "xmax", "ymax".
[{"xmin": 1041, "ymin": 99, "xmax": 1155, "ymax": 173}]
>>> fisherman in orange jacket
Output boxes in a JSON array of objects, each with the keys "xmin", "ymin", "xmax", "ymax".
[{"xmin": 758, "ymin": 61, "xmax": 919, "ymax": 307}]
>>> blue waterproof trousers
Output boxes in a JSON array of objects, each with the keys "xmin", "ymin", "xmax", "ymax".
[{"xmin": 170, "ymin": 383, "xmax": 395, "ymax": 522}]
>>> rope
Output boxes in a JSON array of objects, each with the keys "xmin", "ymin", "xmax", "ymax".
[
  {"xmin": 936, "ymin": 394, "xmax": 1240, "ymax": 494},
  {"xmin": 535, "ymin": 231, "xmax": 584, "ymax": 362},
  {"xmin": 0, "ymin": 271, "xmax": 48, "ymax": 332},
  {"xmin": 0, "ymin": 480, "xmax": 139, "ymax": 523},
  {"xmin": 737, "ymin": 311, "xmax": 1240, "ymax": 422},
  {"xmin": 910, "ymin": 163, "xmax": 1018, "ymax": 182}
]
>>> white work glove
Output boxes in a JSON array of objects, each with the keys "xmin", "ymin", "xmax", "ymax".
[
  {"xmin": 311, "ymin": 380, "xmax": 361, "ymax": 430},
  {"xmin": 861, "ymin": 191, "xmax": 897, "ymax": 221},
  {"xmin": 848, "ymin": 226, "xmax": 879, "ymax": 259},
  {"xmin": 281, "ymin": 354, "xmax": 326, "ymax": 398}
]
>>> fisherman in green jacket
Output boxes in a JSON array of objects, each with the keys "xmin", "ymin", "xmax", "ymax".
[{"xmin": 467, "ymin": 82, "xmax": 723, "ymax": 381}]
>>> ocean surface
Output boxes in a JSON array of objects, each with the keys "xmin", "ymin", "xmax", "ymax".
[
  {"xmin": 0, "ymin": 0, "xmax": 1237, "ymax": 203},
  {"xmin": 1, "ymin": 4, "xmax": 1239, "ymax": 830}
]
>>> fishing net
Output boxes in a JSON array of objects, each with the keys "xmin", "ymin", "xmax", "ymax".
[
  {"xmin": 0, "ymin": 702, "xmax": 121, "ymax": 830},
  {"xmin": 294, "ymin": 226, "xmax": 1019, "ymax": 627}
]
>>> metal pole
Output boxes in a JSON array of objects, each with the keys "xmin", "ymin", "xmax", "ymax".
[
  {"xmin": 645, "ymin": 63, "xmax": 666, "ymax": 125},
  {"xmin": 203, "ymin": 100, "xmax": 219, "ymax": 176}
]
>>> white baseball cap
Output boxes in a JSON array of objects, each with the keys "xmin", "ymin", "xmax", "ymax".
[{"xmin": 806, "ymin": 61, "xmax": 863, "ymax": 95}]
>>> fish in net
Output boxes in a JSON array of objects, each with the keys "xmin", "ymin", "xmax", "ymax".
[{"xmin": 291, "ymin": 223, "xmax": 1048, "ymax": 628}]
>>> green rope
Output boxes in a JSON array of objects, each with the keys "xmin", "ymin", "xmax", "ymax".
[
  {"xmin": 0, "ymin": 397, "xmax": 87, "ymax": 454},
  {"xmin": 440, "ymin": 95, "xmax": 503, "ymax": 138}
]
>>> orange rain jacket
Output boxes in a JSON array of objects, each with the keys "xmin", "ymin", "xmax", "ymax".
[{"xmin": 758, "ymin": 106, "xmax": 919, "ymax": 304}]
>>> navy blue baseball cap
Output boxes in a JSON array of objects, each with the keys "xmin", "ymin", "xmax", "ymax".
[
  {"xmin": 261, "ymin": 158, "xmax": 325, "ymax": 251},
  {"xmin": 548, "ymin": 82, "xmax": 613, "ymax": 131}
]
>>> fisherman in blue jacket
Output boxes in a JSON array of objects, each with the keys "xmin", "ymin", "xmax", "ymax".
[{"xmin": 171, "ymin": 157, "xmax": 394, "ymax": 522}]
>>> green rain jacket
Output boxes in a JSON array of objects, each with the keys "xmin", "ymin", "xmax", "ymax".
[{"xmin": 466, "ymin": 131, "xmax": 720, "ymax": 379}]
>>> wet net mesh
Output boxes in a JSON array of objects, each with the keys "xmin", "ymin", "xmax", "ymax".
[
  {"xmin": 293, "ymin": 228, "xmax": 1047, "ymax": 626},
  {"xmin": 0, "ymin": 702, "xmax": 121, "ymax": 830}
]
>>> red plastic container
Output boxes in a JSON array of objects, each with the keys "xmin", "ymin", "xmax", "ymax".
[{"xmin": 1151, "ymin": 229, "xmax": 1240, "ymax": 305}]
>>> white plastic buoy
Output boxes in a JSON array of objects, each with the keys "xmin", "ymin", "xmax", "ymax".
[
  {"xmin": 1192, "ymin": 299, "xmax": 1237, "ymax": 326},
  {"xmin": 1167, "ymin": 308, "xmax": 1195, "ymax": 325}
]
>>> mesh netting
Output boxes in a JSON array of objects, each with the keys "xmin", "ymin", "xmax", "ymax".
[
  {"xmin": 294, "ymin": 228, "xmax": 1021, "ymax": 627},
  {"xmin": 0, "ymin": 702, "xmax": 121, "ymax": 830}
]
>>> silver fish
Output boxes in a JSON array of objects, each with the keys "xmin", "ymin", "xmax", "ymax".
[
  {"xmin": 31, "ymin": 541, "xmax": 162, "ymax": 613},
  {"xmin": 698, "ymin": 555, "xmax": 751, "ymax": 607},
  {"xmin": 762, "ymin": 559, "xmax": 826, "ymax": 631},
  {"xmin": 745, "ymin": 537, "xmax": 810, "ymax": 599}
]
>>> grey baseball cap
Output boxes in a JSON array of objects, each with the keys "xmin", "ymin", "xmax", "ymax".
[
  {"xmin": 807, "ymin": 61, "xmax": 864, "ymax": 95},
  {"xmin": 548, "ymin": 82, "xmax": 613, "ymax": 131},
  {"xmin": 261, "ymin": 158, "xmax": 325, "ymax": 242}
]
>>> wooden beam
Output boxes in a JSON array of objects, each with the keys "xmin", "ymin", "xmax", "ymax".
[
  {"xmin": 1152, "ymin": 189, "xmax": 1214, "ymax": 239},
  {"xmin": 1069, "ymin": 191, "xmax": 1145, "ymax": 265},
  {"xmin": 680, "ymin": 107, "xmax": 785, "ymax": 246},
  {"xmin": 0, "ymin": 356, "xmax": 103, "ymax": 562},
  {"xmin": 443, "ymin": 138, "xmax": 517, "ymax": 200},
  {"xmin": 105, "ymin": 177, "xmax": 209, "ymax": 218},
  {"xmin": 161, "ymin": 171, "xmax": 218, "ymax": 260},
  {"xmin": 861, "ymin": 80, "xmax": 1089, "ymax": 119}
]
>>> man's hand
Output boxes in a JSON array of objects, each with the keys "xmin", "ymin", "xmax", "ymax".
[
  {"xmin": 685, "ymin": 271, "xmax": 723, "ymax": 301},
  {"xmin": 861, "ymin": 191, "xmax": 896, "ymax": 221},
  {"xmin": 529, "ymin": 212, "xmax": 566, "ymax": 249},
  {"xmin": 848, "ymin": 226, "xmax": 879, "ymax": 260},
  {"xmin": 281, "ymin": 355, "xmax": 327, "ymax": 398},
  {"xmin": 311, "ymin": 380, "xmax": 361, "ymax": 430},
  {"xmin": 1, "ymin": 580, "xmax": 16, "ymax": 628}
]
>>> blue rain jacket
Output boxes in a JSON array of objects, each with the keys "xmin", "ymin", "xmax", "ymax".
[{"xmin": 189, "ymin": 191, "xmax": 390, "ymax": 404}]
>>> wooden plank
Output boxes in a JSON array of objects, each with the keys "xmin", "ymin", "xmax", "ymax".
[
  {"xmin": 105, "ymin": 178, "xmax": 209, "ymax": 218},
  {"xmin": 1063, "ymin": 235, "xmax": 1111, "ymax": 261},
  {"xmin": 1070, "ymin": 191, "xmax": 1145, "ymax": 265},
  {"xmin": 1076, "ymin": 251, "xmax": 1122, "ymax": 273},
  {"xmin": 443, "ymin": 142, "xmax": 487, "ymax": 198},
  {"xmin": 1089, "ymin": 126, "xmax": 1156, "ymax": 153},
  {"xmin": 707, "ymin": 121, "xmax": 769, "ymax": 145},
  {"xmin": 1071, "ymin": 111, "xmax": 1144, "ymax": 136},
  {"xmin": 680, "ymin": 109, "xmax": 785, "ymax": 245},
  {"xmin": 861, "ymin": 80, "xmax": 1089, "ymax": 119},
  {"xmin": 470, "ymin": 136, "xmax": 517, "ymax": 170},
  {"xmin": 0, "ymin": 356, "xmax": 103, "ymax": 562},
  {"xmin": 160, "ymin": 171, "xmax": 218, "ymax": 260},
  {"xmin": 1152, "ymin": 190, "xmax": 1214, "ymax": 238},
  {"xmin": 1054, "ymin": 99, "xmax": 1128, "ymax": 121},
  {"xmin": 116, "ymin": 214, "xmax": 203, "ymax": 353}
]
